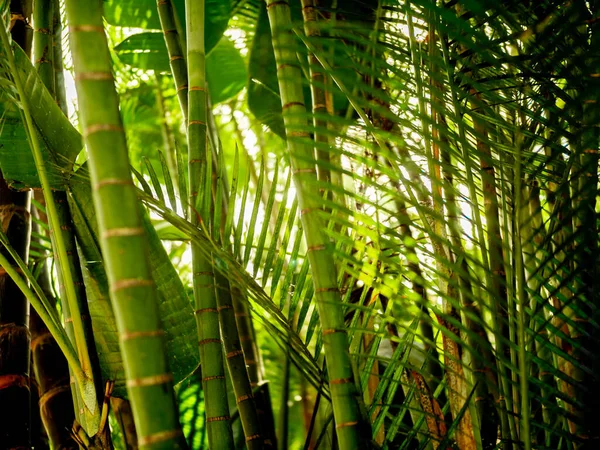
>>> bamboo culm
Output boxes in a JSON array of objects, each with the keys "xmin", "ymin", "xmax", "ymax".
[{"xmin": 63, "ymin": 1, "xmax": 187, "ymax": 448}]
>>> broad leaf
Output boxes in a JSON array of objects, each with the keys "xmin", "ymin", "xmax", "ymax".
[
  {"xmin": 247, "ymin": 3, "xmax": 286, "ymax": 138},
  {"xmin": 114, "ymin": 33, "xmax": 246, "ymax": 104},
  {"xmin": 104, "ymin": 0, "xmax": 233, "ymax": 54},
  {"xmin": 0, "ymin": 44, "xmax": 82, "ymax": 189}
]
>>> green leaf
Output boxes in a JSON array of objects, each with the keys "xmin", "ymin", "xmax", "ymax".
[
  {"xmin": 104, "ymin": 0, "xmax": 233, "ymax": 54},
  {"xmin": 114, "ymin": 33, "xmax": 246, "ymax": 104},
  {"xmin": 68, "ymin": 173, "xmax": 199, "ymax": 398},
  {"xmin": 0, "ymin": 44, "xmax": 82, "ymax": 189},
  {"xmin": 247, "ymin": 3, "xmax": 285, "ymax": 138},
  {"xmin": 113, "ymin": 32, "xmax": 171, "ymax": 73},
  {"xmin": 205, "ymin": 39, "xmax": 247, "ymax": 105}
]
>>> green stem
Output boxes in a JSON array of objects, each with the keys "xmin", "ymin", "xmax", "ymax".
[
  {"xmin": 63, "ymin": 1, "xmax": 187, "ymax": 448},
  {"xmin": 157, "ymin": 0, "xmax": 189, "ymax": 120},
  {"xmin": 186, "ymin": 1, "xmax": 235, "ymax": 448},
  {"xmin": 215, "ymin": 272, "xmax": 264, "ymax": 449},
  {"xmin": 265, "ymin": 2, "xmax": 368, "ymax": 449}
]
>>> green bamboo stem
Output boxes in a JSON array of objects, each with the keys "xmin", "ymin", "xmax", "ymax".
[
  {"xmin": 439, "ymin": 129, "xmax": 505, "ymax": 446},
  {"xmin": 513, "ymin": 143, "xmax": 531, "ymax": 450},
  {"xmin": 63, "ymin": 2, "xmax": 187, "ymax": 448},
  {"xmin": 300, "ymin": 0, "xmax": 331, "ymax": 187},
  {"xmin": 405, "ymin": 10, "xmax": 478, "ymax": 447},
  {"xmin": 186, "ymin": 1, "xmax": 235, "ymax": 448},
  {"xmin": 155, "ymin": 73, "xmax": 179, "ymax": 196},
  {"xmin": 437, "ymin": 32, "xmax": 518, "ymax": 445},
  {"xmin": 265, "ymin": 2, "xmax": 368, "ymax": 448},
  {"xmin": 32, "ymin": 0, "xmax": 106, "ymax": 436},
  {"xmin": 231, "ymin": 287, "xmax": 277, "ymax": 449},
  {"xmin": 524, "ymin": 185, "xmax": 560, "ymax": 448},
  {"xmin": 215, "ymin": 272, "xmax": 264, "ymax": 449},
  {"xmin": 157, "ymin": 0, "xmax": 189, "ymax": 120}
]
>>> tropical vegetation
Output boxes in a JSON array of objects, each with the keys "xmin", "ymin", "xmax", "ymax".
[{"xmin": 0, "ymin": 0, "xmax": 598, "ymax": 449}]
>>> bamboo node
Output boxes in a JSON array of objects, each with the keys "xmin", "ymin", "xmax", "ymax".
[
  {"xmin": 217, "ymin": 304, "xmax": 234, "ymax": 312},
  {"xmin": 84, "ymin": 123, "xmax": 124, "ymax": 137},
  {"xmin": 189, "ymin": 86, "xmax": 206, "ymax": 91},
  {"xmin": 111, "ymin": 278, "xmax": 154, "ymax": 292},
  {"xmin": 102, "ymin": 227, "xmax": 144, "ymax": 238},
  {"xmin": 70, "ymin": 25, "xmax": 104, "ymax": 33},
  {"xmin": 198, "ymin": 338, "xmax": 221, "ymax": 346},
  {"xmin": 293, "ymin": 168, "xmax": 316, "ymax": 174},
  {"xmin": 194, "ymin": 308, "xmax": 218, "ymax": 315},
  {"xmin": 120, "ymin": 330, "xmax": 165, "ymax": 341},
  {"xmin": 0, "ymin": 374, "xmax": 29, "ymax": 391},
  {"xmin": 329, "ymin": 377, "xmax": 353, "ymax": 385},
  {"xmin": 170, "ymin": 55, "xmax": 184, "ymax": 61},
  {"xmin": 188, "ymin": 120, "xmax": 206, "ymax": 126},
  {"xmin": 95, "ymin": 178, "xmax": 133, "ymax": 189},
  {"xmin": 313, "ymin": 103, "xmax": 327, "ymax": 110},
  {"xmin": 583, "ymin": 148, "xmax": 599, "ymax": 154},
  {"xmin": 246, "ymin": 434, "xmax": 262, "ymax": 442},
  {"xmin": 245, "ymin": 359, "xmax": 257, "ymax": 365},
  {"xmin": 76, "ymin": 72, "xmax": 112, "ymax": 81},
  {"xmin": 195, "ymin": 283, "xmax": 215, "ymax": 289},
  {"xmin": 127, "ymin": 373, "xmax": 173, "ymax": 388},
  {"xmin": 206, "ymin": 415, "xmax": 230, "ymax": 423},
  {"xmin": 306, "ymin": 244, "xmax": 326, "ymax": 252},
  {"xmin": 0, "ymin": 266, "xmax": 24, "ymax": 276},
  {"xmin": 288, "ymin": 131, "xmax": 310, "ymax": 137},
  {"xmin": 226, "ymin": 350, "xmax": 244, "ymax": 359},
  {"xmin": 39, "ymin": 384, "xmax": 70, "ymax": 408},
  {"xmin": 336, "ymin": 421, "xmax": 358, "ymax": 429},
  {"xmin": 315, "ymin": 287, "xmax": 339, "ymax": 293},
  {"xmin": 138, "ymin": 429, "xmax": 183, "ymax": 446},
  {"xmin": 322, "ymin": 328, "xmax": 346, "ymax": 336},
  {"xmin": 30, "ymin": 332, "xmax": 53, "ymax": 351},
  {"xmin": 282, "ymin": 101, "xmax": 305, "ymax": 110},
  {"xmin": 177, "ymin": 84, "xmax": 188, "ymax": 92},
  {"xmin": 35, "ymin": 27, "xmax": 50, "ymax": 34},
  {"xmin": 163, "ymin": 29, "xmax": 177, "ymax": 35},
  {"xmin": 278, "ymin": 63, "xmax": 302, "ymax": 74},
  {"xmin": 202, "ymin": 375, "xmax": 226, "ymax": 382},
  {"xmin": 194, "ymin": 271, "xmax": 214, "ymax": 277},
  {"xmin": 235, "ymin": 312, "xmax": 249, "ymax": 318},
  {"xmin": 157, "ymin": 0, "xmax": 169, "ymax": 5},
  {"xmin": 267, "ymin": 1, "xmax": 290, "ymax": 9},
  {"xmin": 236, "ymin": 393, "xmax": 254, "ymax": 404},
  {"xmin": 239, "ymin": 335, "xmax": 252, "ymax": 342}
]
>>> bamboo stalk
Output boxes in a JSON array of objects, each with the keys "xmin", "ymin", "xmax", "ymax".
[
  {"xmin": 215, "ymin": 272, "xmax": 264, "ymax": 449},
  {"xmin": 63, "ymin": 2, "xmax": 187, "ymax": 447},
  {"xmin": 156, "ymin": 0, "xmax": 188, "ymax": 119},
  {"xmin": 300, "ymin": 0, "xmax": 331, "ymax": 187},
  {"xmin": 264, "ymin": 2, "xmax": 369, "ymax": 448},
  {"xmin": 231, "ymin": 286, "xmax": 277, "ymax": 448},
  {"xmin": 32, "ymin": 0, "xmax": 107, "ymax": 438},
  {"xmin": 29, "ymin": 242, "xmax": 77, "ymax": 450},
  {"xmin": 185, "ymin": 1, "xmax": 235, "ymax": 448}
]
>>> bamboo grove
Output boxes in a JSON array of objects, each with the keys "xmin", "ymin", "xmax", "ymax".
[{"xmin": 0, "ymin": 0, "xmax": 598, "ymax": 449}]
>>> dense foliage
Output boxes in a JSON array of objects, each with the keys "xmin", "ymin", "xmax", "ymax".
[{"xmin": 0, "ymin": 0, "xmax": 598, "ymax": 449}]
